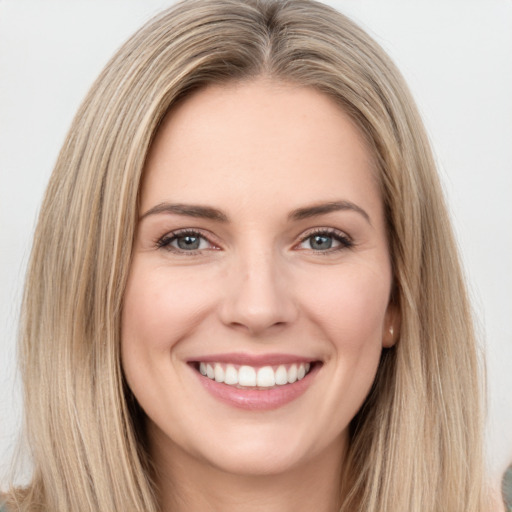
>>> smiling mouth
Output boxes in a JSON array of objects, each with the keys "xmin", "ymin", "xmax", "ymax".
[{"xmin": 191, "ymin": 361, "xmax": 319, "ymax": 389}]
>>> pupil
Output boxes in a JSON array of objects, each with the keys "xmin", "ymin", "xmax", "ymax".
[
  {"xmin": 311, "ymin": 235, "xmax": 332, "ymax": 250},
  {"xmin": 178, "ymin": 235, "xmax": 200, "ymax": 250}
]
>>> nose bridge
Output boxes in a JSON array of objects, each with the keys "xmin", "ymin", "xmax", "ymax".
[{"xmin": 220, "ymin": 243, "xmax": 296, "ymax": 334}]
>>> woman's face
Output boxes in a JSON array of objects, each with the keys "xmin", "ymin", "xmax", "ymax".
[{"xmin": 122, "ymin": 79, "xmax": 396, "ymax": 477}]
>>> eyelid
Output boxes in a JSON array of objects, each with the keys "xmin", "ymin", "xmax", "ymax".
[
  {"xmin": 155, "ymin": 226, "xmax": 353, "ymax": 254},
  {"xmin": 294, "ymin": 227, "xmax": 354, "ymax": 251},
  {"xmin": 156, "ymin": 228, "xmax": 221, "ymax": 253}
]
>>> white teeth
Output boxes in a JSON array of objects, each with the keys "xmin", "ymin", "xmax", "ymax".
[
  {"xmin": 214, "ymin": 364, "xmax": 224, "ymax": 382},
  {"xmin": 288, "ymin": 364, "xmax": 298, "ymax": 383},
  {"xmin": 238, "ymin": 365, "xmax": 257, "ymax": 386},
  {"xmin": 198, "ymin": 361, "xmax": 313, "ymax": 388},
  {"xmin": 256, "ymin": 366, "xmax": 275, "ymax": 387},
  {"xmin": 224, "ymin": 364, "xmax": 238, "ymax": 385},
  {"xmin": 275, "ymin": 365, "xmax": 288, "ymax": 385}
]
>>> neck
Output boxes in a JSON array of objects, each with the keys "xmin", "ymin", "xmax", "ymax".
[{"xmin": 149, "ymin": 425, "xmax": 346, "ymax": 512}]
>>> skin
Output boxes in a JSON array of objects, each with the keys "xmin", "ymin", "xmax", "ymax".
[{"xmin": 121, "ymin": 78, "xmax": 398, "ymax": 512}]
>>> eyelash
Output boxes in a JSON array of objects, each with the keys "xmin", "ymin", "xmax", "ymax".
[
  {"xmin": 156, "ymin": 228, "xmax": 354, "ymax": 255},
  {"xmin": 156, "ymin": 229, "xmax": 217, "ymax": 254},
  {"xmin": 297, "ymin": 228, "xmax": 354, "ymax": 253}
]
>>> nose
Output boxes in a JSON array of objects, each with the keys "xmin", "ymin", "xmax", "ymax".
[{"xmin": 218, "ymin": 249, "xmax": 298, "ymax": 336}]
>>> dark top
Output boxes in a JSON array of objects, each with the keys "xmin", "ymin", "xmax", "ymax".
[{"xmin": 503, "ymin": 464, "xmax": 512, "ymax": 511}]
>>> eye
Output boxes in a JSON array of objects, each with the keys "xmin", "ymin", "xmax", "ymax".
[
  {"xmin": 157, "ymin": 230, "xmax": 216, "ymax": 253},
  {"xmin": 297, "ymin": 229, "xmax": 353, "ymax": 252}
]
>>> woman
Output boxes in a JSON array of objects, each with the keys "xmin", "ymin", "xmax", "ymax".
[{"xmin": 2, "ymin": 0, "xmax": 495, "ymax": 510}]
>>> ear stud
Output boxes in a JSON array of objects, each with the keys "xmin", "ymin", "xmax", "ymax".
[{"xmin": 389, "ymin": 326, "xmax": 394, "ymax": 336}]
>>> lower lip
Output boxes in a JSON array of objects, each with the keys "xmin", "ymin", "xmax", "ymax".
[{"xmin": 193, "ymin": 364, "xmax": 320, "ymax": 411}]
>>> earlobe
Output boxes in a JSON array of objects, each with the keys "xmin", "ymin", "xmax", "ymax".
[{"xmin": 383, "ymin": 305, "xmax": 400, "ymax": 348}]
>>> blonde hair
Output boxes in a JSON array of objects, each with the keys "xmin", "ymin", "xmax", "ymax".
[{"xmin": 6, "ymin": 0, "xmax": 489, "ymax": 510}]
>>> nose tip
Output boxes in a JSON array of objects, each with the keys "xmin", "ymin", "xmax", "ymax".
[
  {"xmin": 227, "ymin": 306, "xmax": 288, "ymax": 335},
  {"xmin": 218, "ymin": 259, "xmax": 297, "ymax": 336}
]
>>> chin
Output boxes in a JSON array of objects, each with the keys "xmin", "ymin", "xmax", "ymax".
[
  {"xmin": 199, "ymin": 440, "xmax": 312, "ymax": 477},
  {"xmin": 182, "ymin": 420, "xmax": 346, "ymax": 478}
]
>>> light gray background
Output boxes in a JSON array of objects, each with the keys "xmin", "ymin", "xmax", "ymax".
[{"xmin": 1, "ymin": 0, "xmax": 511, "ymax": 486}]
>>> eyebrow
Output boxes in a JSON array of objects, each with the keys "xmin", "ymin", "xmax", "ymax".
[
  {"xmin": 140, "ymin": 200, "xmax": 371, "ymax": 224},
  {"xmin": 288, "ymin": 200, "xmax": 371, "ymax": 224},
  {"xmin": 140, "ymin": 203, "xmax": 229, "ymax": 222}
]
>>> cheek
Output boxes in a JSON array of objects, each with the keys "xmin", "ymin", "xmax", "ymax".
[
  {"xmin": 121, "ymin": 262, "xmax": 215, "ymax": 353},
  {"xmin": 120, "ymin": 261, "xmax": 219, "ymax": 423},
  {"xmin": 298, "ymin": 262, "xmax": 392, "ymax": 350}
]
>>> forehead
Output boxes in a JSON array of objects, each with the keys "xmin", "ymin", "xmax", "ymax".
[{"xmin": 141, "ymin": 79, "xmax": 381, "ymax": 220}]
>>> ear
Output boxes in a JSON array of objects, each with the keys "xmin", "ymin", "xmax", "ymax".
[{"xmin": 382, "ymin": 302, "xmax": 400, "ymax": 348}]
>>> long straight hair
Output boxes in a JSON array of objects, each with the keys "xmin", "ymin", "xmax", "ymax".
[{"xmin": 7, "ymin": 0, "xmax": 488, "ymax": 510}]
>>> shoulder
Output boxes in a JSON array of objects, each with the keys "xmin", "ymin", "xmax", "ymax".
[
  {"xmin": 0, "ymin": 495, "xmax": 10, "ymax": 512},
  {"xmin": 503, "ymin": 464, "xmax": 512, "ymax": 511}
]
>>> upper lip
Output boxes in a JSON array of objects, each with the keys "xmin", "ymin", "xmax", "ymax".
[{"xmin": 187, "ymin": 352, "xmax": 319, "ymax": 366}]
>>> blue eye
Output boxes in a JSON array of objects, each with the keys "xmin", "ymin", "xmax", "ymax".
[
  {"xmin": 298, "ymin": 230, "xmax": 352, "ymax": 252},
  {"xmin": 309, "ymin": 234, "xmax": 335, "ymax": 250},
  {"xmin": 157, "ymin": 230, "xmax": 213, "ymax": 252}
]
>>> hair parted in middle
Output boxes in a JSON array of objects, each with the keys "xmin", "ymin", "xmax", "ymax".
[{"xmin": 15, "ymin": 1, "xmax": 486, "ymax": 511}]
